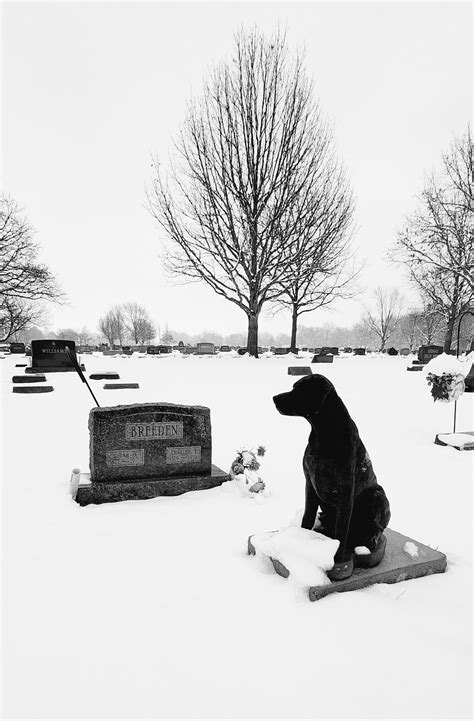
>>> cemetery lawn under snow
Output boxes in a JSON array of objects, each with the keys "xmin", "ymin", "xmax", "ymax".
[{"xmin": 2, "ymin": 352, "xmax": 472, "ymax": 719}]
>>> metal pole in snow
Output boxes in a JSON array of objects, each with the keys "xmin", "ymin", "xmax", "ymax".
[{"xmin": 65, "ymin": 346, "xmax": 101, "ymax": 408}]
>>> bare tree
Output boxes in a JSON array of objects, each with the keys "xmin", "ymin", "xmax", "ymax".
[
  {"xmin": 148, "ymin": 30, "xmax": 354, "ymax": 357},
  {"xmin": 122, "ymin": 302, "xmax": 156, "ymax": 344},
  {"xmin": 98, "ymin": 306, "xmax": 126, "ymax": 347},
  {"xmin": 0, "ymin": 298, "xmax": 45, "ymax": 341},
  {"xmin": 393, "ymin": 128, "xmax": 474, "ymax": 350},
  {"xmin": 0, "ymin": 195, "xmax": 62, "ymax": 303},
  {"xmin": 363, "ymin": 288, "xmax": 404, "ymax": 351}
]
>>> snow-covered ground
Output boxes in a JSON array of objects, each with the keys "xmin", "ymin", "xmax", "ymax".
[{"xmin": 2, "ymin": 352, "xmax": 472, "ymax": 719}]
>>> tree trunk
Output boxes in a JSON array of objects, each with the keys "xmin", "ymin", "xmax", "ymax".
[
  {"xmin": 247, "ymin": 311, "xmax": 259, "ymax": 357},
  {"xmin": 444, "ymin": 318, "xmax": 455, "ymax": 353},
  {"xmin": 290, "ymin": 305, "xmax": 298, "ymax": 353}
]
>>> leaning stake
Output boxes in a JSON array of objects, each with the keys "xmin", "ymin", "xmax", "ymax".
[{"xmin": 66, "ymin": 346, "xmax": 101, "ymax": 407}]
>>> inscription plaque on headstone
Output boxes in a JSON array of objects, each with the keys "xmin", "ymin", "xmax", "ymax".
[{"xmin": 89, "ymin": 402, "xmax": 212, "ymax": 482}]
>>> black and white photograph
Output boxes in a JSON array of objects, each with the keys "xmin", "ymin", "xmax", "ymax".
[{"xmin": 1, "ymin": 1, "xmax": 472, "ymax": 719}]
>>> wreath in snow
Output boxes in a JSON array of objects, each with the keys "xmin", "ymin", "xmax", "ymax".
[
  {"xmin": 230, "ymin": 446, "xmax": 266, "ymax": 495},
  {"xmin": 425, "ymin": 352, "xmax": 472, "ymax": 403}
]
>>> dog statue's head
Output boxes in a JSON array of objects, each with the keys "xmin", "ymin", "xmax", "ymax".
[{"xmin": 273, "ymin": 374, "xmax": 335, "ymax": 419}]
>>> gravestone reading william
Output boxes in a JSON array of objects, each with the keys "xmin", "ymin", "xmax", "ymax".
[
  {"xmin": 26, "ymin": 339, "xmax": 85, "ymax": 373},
  {"xmin": 75, "ymin": 402, "xmax": 229, "ymax": 505}
]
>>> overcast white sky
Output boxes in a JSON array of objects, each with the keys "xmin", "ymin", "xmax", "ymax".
[{"xmin": 1, "ymin": 1, "xmax": 471, "ymax": 337}]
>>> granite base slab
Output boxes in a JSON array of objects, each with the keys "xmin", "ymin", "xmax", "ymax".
[
  {"xmin": 74, "ymin": 464, "xmax": 230, "ymax": 506},
  {"xmin": 288, "ymin": 367, "xmax": 312, "ymax": 376},
  {"xmin": 13, "ymin": 385, "xmax": 54, "ymax": 394},
  {"xmin": 25, "ymin": 365, "xmax": 85, "ymax": 373},
  {"xmin": 435, "ymin": 431, "xmax": 474, "ymax": 451},
  {"xmin": 248, "ymin": 528, "xmax": 447, "ymax": 602}
]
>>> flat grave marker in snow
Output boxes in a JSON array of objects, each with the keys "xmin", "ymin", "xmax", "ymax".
[
  {"xmin": 312, "ymin": 354, "xmax": 333, "ymax": 364},
  {"xmin": 12, "ymin": 374, "xmax": 46, "ymax": 383},
  {"xmin": 90, "ymin": 372, "xmax": 120, "ymax": 380},
  {"xmin": 248, "ymin": 528, "xmax": 447, "ymax": 602},
  {"xmin": 13, "ymin": 385, "xmax": 54, "ymax": 394},
  {"xmin": 288, "ymin": 367, "xmax": 312, "ymax": 376},
  {"xmin": 407, "ymin": 365, "xmax": 424, "ymax": 372},
  {"xmin": 26, "ymin": 339, "xmax": 85, "ymax": 373},
  {"xmin": 103, "ymin": 383, "xmax": 139, "ymax": 389}
]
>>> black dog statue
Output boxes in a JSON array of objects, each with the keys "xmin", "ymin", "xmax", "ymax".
[{"xmin": 273, "ymin": 374, "xmax": 391, "ymax": 581}]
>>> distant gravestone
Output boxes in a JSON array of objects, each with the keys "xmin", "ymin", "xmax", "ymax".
[
  {"xmin": 400, "ymin": 348, "xmax": 410, "ymax": 356},
  {"xmin": 407, "ymin": 365, "xmax": 424, "ymax": 372},
  {"xmin": 220, "ymin": 345, "xmax": 231, "ymax": 352},
  {"xmin": 122, "ymin": 346, "xmax": 133, "ymax": 355},
  {"xmin": 10, "ymin": 342, "xmax": 25, "ymax": 354},
  {"xmin": 74, "ymin": 402, "xmax": 229, "ymax": 505},
  {"xmin": 26, "ymin": 340, "xmax": 85, "ymax": 373},
  {"xmin": 288, "ymin": 367, "xmax": 312, "ymax": 376},
  {"xmin": 343, "ymin": 347, "xmax": 353, "ymax": 353},
  {"xmin": 274, "ymin": 348, "xmax": 290, "ymax": 355},
  {"xmin": 147, "ymin": 345, "xmax": 160, "ymax": 355},
  {"xmin": 353, "ymin": 348, "xmax": 366, "ymax": 356},
  {"xmin": 157, "ymin": 345, "xmax": 172, "ymax": 354},
  {"xmin": 320, "ymin": 346, "xmax": 339, "ymax": 356},
  {"xmin": 196, "ymin": 342, "xmax": 215, "ymax": 355},
  {"xmin": 237, "ymin": 347, "xmax": 248, "ymax": 356},
  {"xmin": 387, "ymin": 347, "xmax": 398, "ymax": 356},
  {"xmin": 0, "ymin": 344, "xmax": 11, "ymax": 353},
  {"xmin": 418, "ymin": 345, "xmax": 443, "ymax": 364}
]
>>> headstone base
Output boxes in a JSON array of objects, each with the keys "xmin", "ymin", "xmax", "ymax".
[
  {"xmin": 74, "ymin": 464, "xmax": 230, "ymax": 506},
  {"xmin": 434, "ymin": 431, "xmax": 474, "ymax": 451},
  {"xmin": 407, "ymin": 365, "xmax": 424, "ymax": 372},
  {"xmin": 288, "ymin": 367, "xmax": 312, "ymax": 376},
  {"xmin": 248, "ymin": 528, "xmax": 447, "ymax": 602},
  {"xmin": 25, "ymin": 365, "xmax": 85, "ymax": 373}
]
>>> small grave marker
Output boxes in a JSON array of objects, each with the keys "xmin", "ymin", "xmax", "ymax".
[
  {"xmin": 13, "ymin": 385, "xmax": 54, "ymax": 394},
  {"xmin": 288, "ymin": 367, "xmax": 312, "ymax": 376},
  {"xmin": 90, "ymin": 372, "xmax": 120, "ymax": 380},
  {"xmin": 196, "ymin": 342, "xmax": 215, "ymax": 355},
  {"xmin": 12, "ymin": 374, "xmax": 46, "ymax": 383},
  {"xmin": 103, "ymin": 383, "xmax": 139, "ymax": 389},
  {"xmin": 312, "ymin": 354, "xmax": 333, "ymax": 364},
  {"xmin": 9, "ymin": 342, "xmax": 25, "ymax": 354}
]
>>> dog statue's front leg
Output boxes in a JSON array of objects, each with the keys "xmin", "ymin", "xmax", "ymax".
[
  {"xmin": 328, "ymin": 481, "xmax": 355, "ymax": 581},
  {"xmin": 301, "ymin": 469, "xmax": 319, "ymax": 530}
]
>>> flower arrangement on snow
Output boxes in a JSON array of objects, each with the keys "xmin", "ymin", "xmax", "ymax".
[
  {"xmin": 425, "ymin": 352, "xmax": 473, "ymax": 403},
  {"xmin": 230, "ymin": 446, "xmax": 266, "ymax": 495}
]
